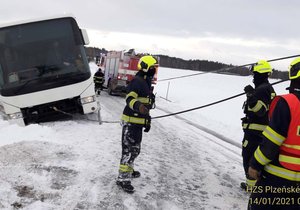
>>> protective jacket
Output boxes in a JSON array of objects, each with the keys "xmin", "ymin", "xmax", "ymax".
[
  {"xmin": 242, "ymin": 80, "xmax": 276, "ymax": 133},
  {"xmin": 250, "ymin": 92, "xmax": 300, "ymax": 181},
  {"xmin": 121, "ymin": 71, "xmax": 154, "ymax": 126},
  {"xmin": 93, "ymin": 70, "xmax": 104, "ymax": 85}
]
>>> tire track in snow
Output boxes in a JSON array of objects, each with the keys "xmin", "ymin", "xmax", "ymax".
[
  {"xmin": 154, "ymin": 106, "xmax": 242, "ymax": 158},
  {"xmin": 144, "ymin": 124, "xmax": 210, "ymax": 209},
  {"xmin": 149, "ymin": 118, "xmax": 246, "ymax": 209}
]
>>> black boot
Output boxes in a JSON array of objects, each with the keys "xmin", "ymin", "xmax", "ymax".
[
  {"xmin": 132, "ymin": 170, "xmax": 141, "ymax": 178},
  {"xmin": 116, "ymin": 180, "xmax": 134, "ymax": 193}
]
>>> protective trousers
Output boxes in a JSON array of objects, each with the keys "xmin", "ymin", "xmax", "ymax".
[
  {"xmin": 242, "ymin": 131, "xmax": 264, "ymax": 185},
  {"xmin": 118, "ymin": 122, "xmax": 143, "ymax": 181},
  {"xmin": 94, "ymin": 82, "xmax": 103, "ymax": 91}
]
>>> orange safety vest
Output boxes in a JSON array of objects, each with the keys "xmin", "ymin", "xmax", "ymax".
[{"xmin": 271, "ymin": 94, "xmax": 300, "ymax": 171}]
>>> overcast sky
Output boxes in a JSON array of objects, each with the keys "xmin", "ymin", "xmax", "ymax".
[{"xmin": 0, "ymin": 0, "xmax": 299, "ymax": 70}]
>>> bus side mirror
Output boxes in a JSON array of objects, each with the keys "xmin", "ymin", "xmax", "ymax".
[{"xmin": 80, "ymin": 29, "xmax": 90, "ymax": 45}]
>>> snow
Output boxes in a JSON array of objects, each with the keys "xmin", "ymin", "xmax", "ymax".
[{"xmin": 0, "ymin": 63, "xmax": 288, "ymax": 209}]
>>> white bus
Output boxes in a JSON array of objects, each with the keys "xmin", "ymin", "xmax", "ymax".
[{"xmin": 0, "ymin": 15, "xmax": 97, "ymax": 125}]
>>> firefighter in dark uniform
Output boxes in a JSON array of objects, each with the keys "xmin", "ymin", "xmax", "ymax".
[
  {"xmin": 116, "ymin": 55, "xmax": 157, "ymax": 193},
  {"xmin": 248, "ymin": 57, "xmax": 300, "ymax": 210},
  {"xmin": 93, "ymin": 67, "xmax": 104, "ymax": 95},
  {"xmin": 241, "ymin": 60, "xmax": 276, "ymax": 190}
]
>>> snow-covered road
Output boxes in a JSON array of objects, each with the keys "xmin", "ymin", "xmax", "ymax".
[{"xmin": 0, "ymin": 91, "xmax": 249, "ymax": 209}]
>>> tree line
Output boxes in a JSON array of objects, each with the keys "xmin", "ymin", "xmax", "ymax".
[{"xmin": 85, "ymin": 47, "xmax": 288, "ymax": 80}]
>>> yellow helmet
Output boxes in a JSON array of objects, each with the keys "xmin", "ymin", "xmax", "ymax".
[
  {"xmin": 252, "ymin": 60, "xmax": 272, "ymax": 74},
  {"xmin": 289, "ymin": 57, "xmax": 300, "ymax": 80},
  {"xmin": 138, "ymin": 55, "xmax": 158, "ymax": 72}
]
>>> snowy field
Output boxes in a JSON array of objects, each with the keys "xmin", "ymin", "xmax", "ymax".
[
  {"xmin": 155, "ymin": 66, "xmax": 288, "ymax": 144},
  {"xmin": 0, "ymin": 63, "xmax": 289, "ymax": 209}
]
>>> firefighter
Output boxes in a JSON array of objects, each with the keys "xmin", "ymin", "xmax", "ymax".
[
  {"xmin": 116, "ymin": 55, "xmax": 157, "ymax": 193},
  {"xmin": 93, "ymin": 67, "xmax": 104, "ymax": 95},
  {"xmin": 247, "ymin": 58, "xmax": 300, "ymax": 209},
  {"xmin": 240, "ymin": 60, "xmax": 276, "ymax": 190}
]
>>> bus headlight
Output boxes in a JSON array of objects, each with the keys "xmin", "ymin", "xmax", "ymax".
[
  {"xmin": 80, "ymin": 96, "xmax": 96, "ymax": 104},
  {"xmin": 8, "ymin": 112, "xmax": 23, "ymax": 119}
]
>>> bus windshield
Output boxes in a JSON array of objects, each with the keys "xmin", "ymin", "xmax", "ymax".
[{"xmin": 0, "ymin": 17, "xmax": 90, "ymax": 96}]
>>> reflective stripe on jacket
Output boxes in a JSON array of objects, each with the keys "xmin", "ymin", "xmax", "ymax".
[
  {"xmin": 121, "ymin": 114, "xmax": 151, "ymax": 125},
  {"xmin": 242, "ymin": 123, "xmax": 266, "ymax": 131},
  {"xmin": 264, "ymin": 164, "xmax": 300, "ymax": 181}
]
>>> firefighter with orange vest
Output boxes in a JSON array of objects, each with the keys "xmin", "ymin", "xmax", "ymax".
[
  {"xmin": 116, "ymin": 55, "xmax": 157, "ymax": 193},
  {"xmin": 240, "ymin": 60, "xmax": 276, "ymax": 190},
  {"xmin": 248, "ymin": 58, "xmax": 300, "ymax": 209}
]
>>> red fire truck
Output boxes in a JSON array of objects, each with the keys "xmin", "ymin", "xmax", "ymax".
[{"xmin": 103, "ymin": 49, "xmax": 158, "ymax": 95}]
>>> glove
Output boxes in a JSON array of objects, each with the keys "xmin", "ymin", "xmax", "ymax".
[
  {"xmin": 248, "ymin": 166, "xmax": 261, "ymax": 180},
  {"xmin": 144, "ymin": 116, "xmax": 151, "ymax": 132},
  {"xmin": 244, "ymin": 85, "xmax": 254, "ymax": 97},
  {"xmin": 138, "ymin": 104, "xmax": 149, "ymax": 115}
]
